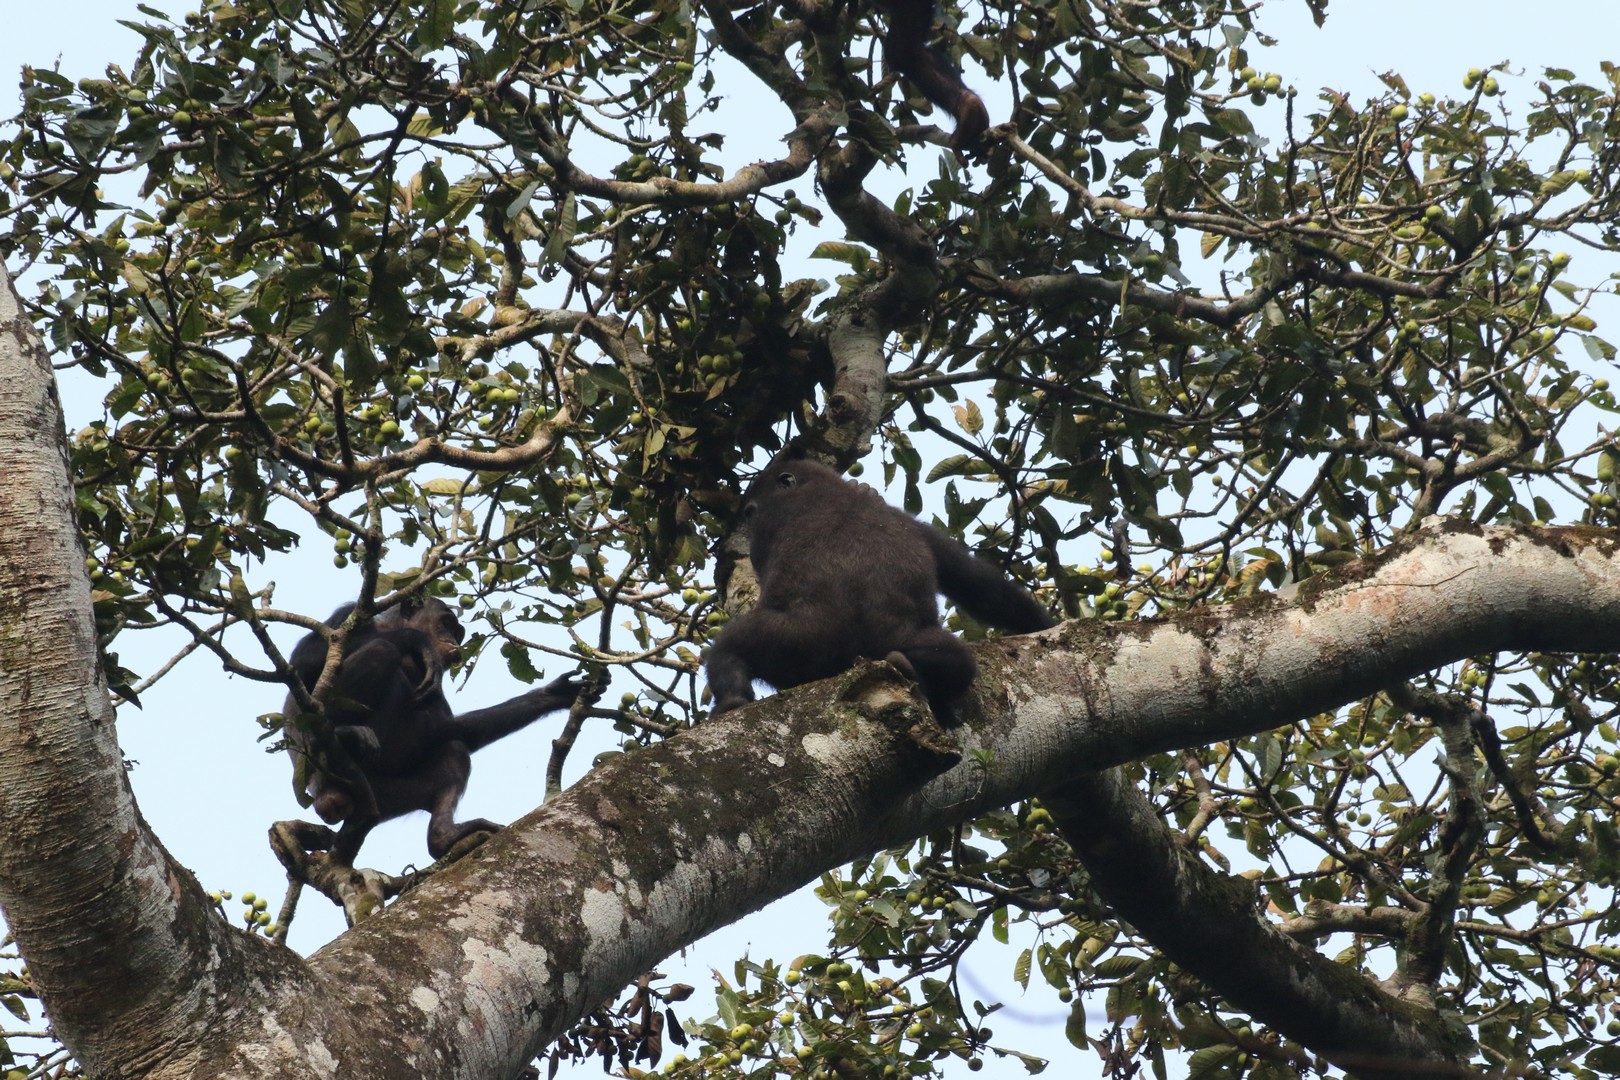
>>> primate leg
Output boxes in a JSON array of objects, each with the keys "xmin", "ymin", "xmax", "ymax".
[
  {"xmin": 705, "ymin": 623, "xmax": 759, "ymax": 716},
  {"xmin": 706, "ymin": 607, "xmax": 852, "ymax": 715},
  {"xmin": 430, "ymin": 815, "xmax": 503, "ymax": 859},
  {"xmin": 881, "ymin": 0, "xmax": 990, "ymax": 149},
  {"xmin": 894, "ymin": 626, "xmax": 978, "ymax": 723},
  {"xmin": 329, "ymin": 812, "xmax": 379, "ymax": 867},
  {"xmin": 386, "ymin": 744, "xmax": 493, "ymax": 859}
]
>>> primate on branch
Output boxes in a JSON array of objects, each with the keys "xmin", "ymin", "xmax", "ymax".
[
  {"xmin": 706, "ymin": 459, "xmax": 1052, "ymax": 721},
  {"xmin": 880, "ymin": 0, "xmax": 990, "ymax": 149},
  {"xmin": 283, "ymin": 596, "xmax": 593, "ymax": 864}
]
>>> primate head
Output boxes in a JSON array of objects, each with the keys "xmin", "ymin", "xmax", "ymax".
[
  {"xmin": 374, "ymin": 596, "xmax": 467, "ymax": 700},
  {"xmin": 734, "ymin": 457, "xmax": 865, "ymax": 561},
  {"xmin": 739, "ymin": 458, "xmax": 855, "ymax": 517},
  {"xmin": 389, "ymin": 595, "xmax": 467, "ymax": 667}
]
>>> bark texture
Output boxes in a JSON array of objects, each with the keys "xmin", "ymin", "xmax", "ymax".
[{"xmin": 0, "ymin": 264, "xmax": 327, "ymax": 1076}]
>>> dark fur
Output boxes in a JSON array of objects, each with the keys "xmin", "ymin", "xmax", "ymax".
[
  {"xmin": 284, "ymin": 597, "xmax": 591, "ymax": 862},
  {"xmin": 706, "ymin": 460, "xmax": 1052, "ymax": 721},
  {"xmin": 880, "ymin": 0, "xmax": 990, "ymax": 150}
]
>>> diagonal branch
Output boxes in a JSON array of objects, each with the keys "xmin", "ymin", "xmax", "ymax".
[
  {"xmin": 1042, "ymin": 767, "xmax": 1478, "ymax": 1080},
  {"xmin": 11, "ymin": 273, "xmax": 1620, "ymax": 1080}
]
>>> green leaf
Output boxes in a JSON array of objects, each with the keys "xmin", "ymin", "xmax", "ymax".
[
  {"xmin": 290, "ymin": 94, "xmax": 323, "ymax": 150},
  {"xmin": 419, "ymin": 0, "xmax": 455, "ymax": 49},
  {"xmin": 1255, "ymin": 733, "xmax": 1282, "ymax": 779},
  {"xmin": 1186, "ymin": 1045, "xmax": 1240, "ymax": 1078},
  {"xmin": 307, "ymin": 298, "xmax": 354, "ymax": 365},
  {"xmin": 1587, "ymin": 1046, "xmax": 1620, "ymax": 1071},
  {"xmin": 1063, "ymin": 999, "xmax": 1087, "ymax": 1049},
  {"xmin": 1093, "ymin": 955, "xmax": 1144, "ymax": 979},
  {"xmin": 505, "ymin": 179, "xmax": 541, "ymax": 223},
  {"xmin": 541, "ymin": 191, "xmax": 576, "ymax": 267},
  {"xmin": 1537, "ymin": 169, "xmax": 1584, "ymax": 199},
  {"xmin": 809, "ymin": 242, "xmax": 870, "ymax": 269},
  {"xmin": 926, "ymin": 455, "xmax": 980, "ymax": 482}
]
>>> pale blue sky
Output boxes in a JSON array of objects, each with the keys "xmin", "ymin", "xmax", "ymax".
[{"xmin": 3, "ymin": 4, "xmax": 1618, "ymax": 1077}]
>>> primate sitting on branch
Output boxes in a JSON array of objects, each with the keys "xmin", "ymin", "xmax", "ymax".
[
  {"xmin": 879, "ymin": 0, "xmax": 990, "ymax": 150},
  {"xmin": 283, "ymin": 596, "xmax": 593, "ymax": 864},
  {"xmin": 706, "ymin": 459, "xmax": 1052, "ymax": 721}
]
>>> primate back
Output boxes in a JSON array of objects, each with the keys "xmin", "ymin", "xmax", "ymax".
[
  {"xmin": 705, "ymin": 457, "xmax": 1050, "ymax": 718},
  {"xmin": 750, "ymin": 468, "xmax": 940, "ymax": 653}
]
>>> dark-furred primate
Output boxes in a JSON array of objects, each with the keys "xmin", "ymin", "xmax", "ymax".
[
  {"xmin": 284, "ymin": 596, "xmax": 591, "ymax": 863},
  {"xmin": 879, "ymin": 0, "xmax": 990, "ymax": 150},
  {"xmin": 706, "ymin": 459, "xmax": 1052, "ymax": 721}
]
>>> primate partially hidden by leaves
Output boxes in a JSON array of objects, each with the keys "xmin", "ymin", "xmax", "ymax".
[
  {"xmin": 880, "ymin": 0, "xmax": 991, "ymax": 150},
  {"xmin": 707, "ymin": 459, "xmax": 1052, "ymax": 721},
  {"xmin": 284, "ymin": 596, "xmax": 594, "ymax": 864}
]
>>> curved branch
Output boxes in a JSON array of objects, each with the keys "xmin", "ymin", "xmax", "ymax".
[
  {"xmin": 277, "ymin": 522, "xmax": 1620, "ymax": 1076},
  {"xmin": 1043, "ymin": 769, "xmax": 1475, "ymax": 1080},
  {"xmin": 799, "ymin": 279, "xmax": 912, "ymax": 463},
  {"xmin": 488, "ymin": 81, "xmax": 827, "ymax": 206},
  {"xmin": 11, "ymin": 282, "xmax": 1620, "ymax": 1080}
]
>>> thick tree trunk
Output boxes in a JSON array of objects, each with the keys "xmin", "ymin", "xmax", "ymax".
[{"xmin": 0, "ymin": 263, "xmax": 325, "ymax": 1076}]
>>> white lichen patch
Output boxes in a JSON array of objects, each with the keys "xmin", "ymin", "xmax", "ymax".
[
  {"xmin": 447, "ymin": 888, "xmax": 519, "ymax": 936},
  {"xmin": 410, "ymin": 986, "xmax": 441, "ymax": 1014},
  {"xmin": 608, "ymin": 859, "xmax": 645, "ymax": 905},
  {"xmin": 454, "ymin": 933, "xmax": 553, "ymax": 1034},
  {"xmin": 460, "ymin": 932, "xmax": 551, "ymax": 983},
  {"xmin": 801, "ymin": 732, "xmax": 841, "ymax": 764},
  {"xmin": 515, "ymin": 820, "xmax": 585, "ymax": 864},
  {"xmin": 246, "ymin": 1013, "xmax": 339, "ymax": 1076},
  {"xmin": 580, "ymin": 883, "xmax": 627, "ymax": 945}
]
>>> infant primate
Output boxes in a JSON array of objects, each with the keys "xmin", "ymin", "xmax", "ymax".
[{"xmin": 706, "ymin": 459, "xmax": 1053, "ymax": 721}]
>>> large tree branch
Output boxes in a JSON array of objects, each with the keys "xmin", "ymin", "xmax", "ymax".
[
  {"xmin": 1386, "ymin": 685, "xmax": 1488, "ymax": 1000},
  {"xmin": 0, "ymin": 262, "xmax": 330, "ymax": 1074},
  {"xmin": 6, "ymin": 266, "xmax": 1620, "ymax": 1080},
  {"xmin": 171, "ymin": 521, "xmax": 1620, "ymax": 1078},
  {"xmin": 1043, "ymin": 769, "xmax": 1477, "ymax": 1080}
]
